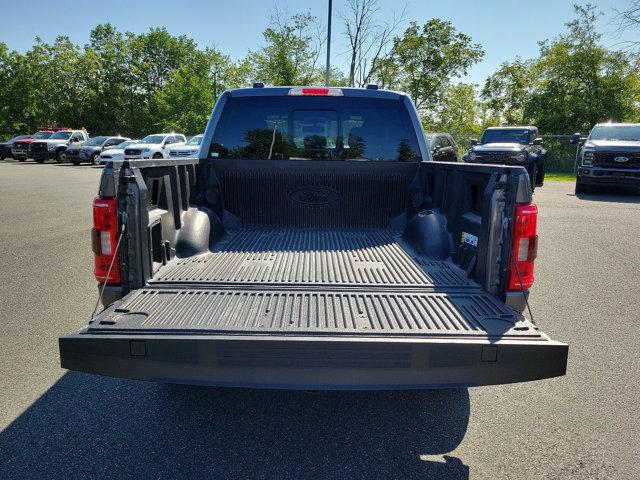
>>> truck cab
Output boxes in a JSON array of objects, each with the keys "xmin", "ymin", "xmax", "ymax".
[
  {"xmin": 59, "ymin": 86, "xmax": 567, "ymax": 390},
  {"xmin": 574, "ymin": 123, "xmax": 640, "ymax": 194},
  {"xmin": 464, "ymin": 127, "xmax": 546, "ymax": 191}
]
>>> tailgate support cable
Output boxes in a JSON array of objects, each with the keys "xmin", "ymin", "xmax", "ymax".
[{"xmin": 91, "ymin": 218, "xmax": 127, "ymax": 320}]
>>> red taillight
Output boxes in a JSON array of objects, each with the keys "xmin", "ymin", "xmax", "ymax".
[
  {"xmin": 92, "ymin": 196, "xmax": 121, "ymax": 284},
  {"xmin": 507, "ymin": 203, "xmax": 538, "ymax": 291}
]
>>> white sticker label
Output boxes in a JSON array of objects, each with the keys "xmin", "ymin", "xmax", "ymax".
[{"xmin": 461, "ymin": 232, "xmax": 478, "ymax": 247}]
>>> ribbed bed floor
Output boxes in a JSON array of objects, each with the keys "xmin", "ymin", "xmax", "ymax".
[
  {"xmin": 152, "ymin": 228, "xmax": 474, "ymax": 288},
  {"xmin": 90, "ymin": 288, "xmax": 538, "ymax": 338},
  {"xmin": 89, "ymin": 227, "xmax": 538, "ymax": 338}
]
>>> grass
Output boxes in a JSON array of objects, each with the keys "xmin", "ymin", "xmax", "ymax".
[{"xmin": 545, "ymin": 172, "xmax": 576, "ymax": 182}]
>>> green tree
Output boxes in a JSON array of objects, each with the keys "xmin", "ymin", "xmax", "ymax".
[
  {"xmin": 425, "ymin": 83, "xmax": 483, "ymax": 137},
  {"xmin": 379, "ymin": 20, "xmax": 484, "ymax": 111},
  {"xmin": 247, "ymin": 11, "xmax": 323, "ymax": 85},
  {"xmin": 481, "ymin": 59, "xmax": 531, "ymax": 125},
  {"xmin": 525, "ymin": 4, "xmax": 640, "ymax": 133}
]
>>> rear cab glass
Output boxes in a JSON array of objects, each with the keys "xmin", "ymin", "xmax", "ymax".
[{"xmin": 208, "ymin": 96, "xmax": 422, "ymax": 162}]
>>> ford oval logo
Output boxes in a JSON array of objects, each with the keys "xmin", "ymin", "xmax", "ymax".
[
  {"xmin": 288, "ymin": 185, "xmax": 342, "ymax": 206},
  {"xmin": 614, "ymin": 156, "xmax": 629, "ymax": 163}
]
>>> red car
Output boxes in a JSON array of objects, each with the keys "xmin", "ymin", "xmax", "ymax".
[{"xmin": 11, "ymin": 127, "xmax": 70, "ymax": 161}]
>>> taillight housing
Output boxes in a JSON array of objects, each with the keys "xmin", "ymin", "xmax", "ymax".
[
  {"xmin": 507, "ymin": 203, "xmax": 538, "ymax": 291},
  {"xmin": 92, "ymin": 196, "xmax": 121, "ymax": 284}
]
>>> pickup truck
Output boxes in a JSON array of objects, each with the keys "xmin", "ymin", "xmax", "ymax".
[
  {"xmin": 10, "ymin": 130, "xmax": 55, "ymax": 160},
  {"xmin": 31, "ymin": 129, "xmax": 89, "ymax": 163},
  {"xmin": 463, "ymin": 127, "xmax": 546, "ymax": 192},
  {"xmin": 59, "ymin": 86, "xmax": 568, "ymax": 389},
  {"xmin": 573, "ymin": 123, "xmax": 640, "ymax": 194}
]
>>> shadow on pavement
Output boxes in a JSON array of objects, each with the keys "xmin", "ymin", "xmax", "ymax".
[
  {"xmin": 575, "ymin": 185, "xmax": 640, "ymax": 202},
  {"xmin": 0, "ymin": 372, "xmax": 470, "ymax": 479}
]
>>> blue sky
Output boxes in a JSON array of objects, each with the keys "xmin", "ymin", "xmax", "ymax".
[{"xmin": 1, "ymin": 0, "xmax": 636, "ymax": 85}]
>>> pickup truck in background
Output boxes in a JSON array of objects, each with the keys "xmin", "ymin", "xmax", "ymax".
[
  {"xmin": 31, "ymin": 129, "xmax": 89, "ymax": 163},
  {"xmin": 0, "ymin": 135, "xmax": 31, "ymax": 159},
  {"xmin": 59, "ymin": 86, "xmax": 567, "ymax": 390},
  {"xmin": 10, "ymin": 129, "xmax": 56, "ymax": 160},
  {"xmin": 573, "ymin": 123, "xmax": 640, "ymax": 194},
  {"xmin": 463, "ymin": 126, "xmax": 546, "ymax": 192}
]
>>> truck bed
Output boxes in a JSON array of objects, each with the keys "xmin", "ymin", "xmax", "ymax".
[{"xmin": 89, "ymin": 227, "xmax": 540, "ymax": 340}]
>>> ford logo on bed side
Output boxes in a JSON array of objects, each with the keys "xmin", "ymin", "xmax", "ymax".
[
  {"xmin": 288, "ymin": 185, "xmax": 342, "ymax": 206},
  {"xmin": 614, "ymin": 156, "xmax": 629, "ymax": 163}
]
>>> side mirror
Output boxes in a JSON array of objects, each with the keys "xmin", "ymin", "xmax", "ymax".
[
  {"xmin": 470, "ymin": 139, "xmax": 478, "ymax": 146},
  {"xmin": 570, "ymin": 133, "xmax": 581, "ymax": 145},
  {"xmin": 532, "ymin": 137, "xmax": 543, "ymax": 146}
]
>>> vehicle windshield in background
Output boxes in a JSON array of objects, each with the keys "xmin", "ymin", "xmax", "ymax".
[
  {"xmin": 425, "ymin": 135, "xmax": 435, "ymax": 148},
  {"xmin": 83, "ymin": 136, "xmax": 107, "ymax": 146},
  {"xmin": 140, "ymin": 135, "xmax": 165, "ymax": 144},
  {"xmin": 481, "ymin": 129, "xmax": 531, "ymax": 144},
  {"xmin": 50, "ymin": 131, "xmax": 72, "ymax": 140},
  {"xmin": 116, "ymin": 140, "xmax": 137, "ymax": 149},
  {"xmin": 589, "ymin": 125, "xmax": 640, "ymax": 142},
  {"xmin": 32, "ymin": 131, "xmax": 53, "ymax": 139},
  {"xmin": 186, "ymin": 135, "xmax": 203, "ymax": 146},
  {"xmin": 209, "ymin": 96, "xmax": 421, "ymax": 161}
]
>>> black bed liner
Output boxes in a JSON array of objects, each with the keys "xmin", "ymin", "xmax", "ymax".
[
  {"xmin": 152, "ymin": 227, "xmax": 473, "ymax": 288},
  {"xmin": 90, "ymin": 227, "xmax": 540, "ymax": 341}
]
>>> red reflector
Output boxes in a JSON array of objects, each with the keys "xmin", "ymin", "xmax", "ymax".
[
  {"xmin": 507, "ymin": 203, "xmax": 538, "ymax": 291},
  {"xmin": 92, "ymin": 196, "xmax": 121, "ymax": 284}
]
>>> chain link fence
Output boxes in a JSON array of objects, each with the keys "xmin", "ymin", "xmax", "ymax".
[{"xmin": 451, "ymin": 133, "xmax": 580, "ymax": 173}]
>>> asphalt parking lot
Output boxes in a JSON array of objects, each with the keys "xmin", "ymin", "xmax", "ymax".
[{"xmin": 0, "ymin": 158, "xmax": 638, "ymax": 479}]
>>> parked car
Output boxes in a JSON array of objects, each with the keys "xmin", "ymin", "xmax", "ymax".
[
  {"xmin": 60, "ymin": 85, "xmax": 567, "ymax": 390},
  {"xmin": 168, "ymin": 134, "xmax": 204, "ymax": 158},
  {"xmin": 124, "ymin": 133, "xmax": 186, "ymax": 160},
  {"xmin": 463, "ymin": 126, "xmax": 546, "ymax": 191},
  {"xmin": 11, "ymin": 130, "xmax": 56, "ymax": 161},
  {"xmin": 0, "ymin": 135, "xmax": 31, "ymax": 159},
  {"xmin": 66, "ymin": 136, "xmax": 129, "ymax": 165},
  {"xmin": 425, "ymin": 132, "xmax": 458, "ymax": 162},
  {"xmin": 31, "ymin": 129, "xmax": 89, "ymax": 163},
  {"xmin": 99, "ymin": 139, "xmax": 140, "ymax": 163},
  {"xmin": 574, "ymin": 123, "xmax": 640, "ymax": 194}
]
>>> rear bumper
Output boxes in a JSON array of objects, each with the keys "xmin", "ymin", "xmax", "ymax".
[
  {"xmin": 59, "ymin": 331, "xmax": 568, "ymax": 390},
  {"xmin": 578, "ymin": 166, "xmax": 640, "ymax": 186}
]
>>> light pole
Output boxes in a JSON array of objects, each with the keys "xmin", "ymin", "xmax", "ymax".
[{"xmin": 325, "ymin": 0, "xmax": 332, "ymax": 87}]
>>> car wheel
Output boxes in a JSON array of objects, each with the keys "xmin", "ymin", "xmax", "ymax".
[
  {"xmin": 18, "ymin": 158, "xmax": 26, "ymax": 162},
  {"xmin": 55, "ymin": 149, "xmax": 66, "ymax": 163},
  {"xmin": 35, "ymin": 159, "xmax": 45, "ymax": 164},
  {"xmin": 152, "ymin": 152, "xmax": 163, "ymax": 159},
  {"xmin": 91, "ymin": 152, "xmax": 101, "ymax": 165},
  {"xmin": 575, "ymin": 181, "xmax": 587, "ymax": 195},
  {"xmin": 71, "ymin": 160, "xmax": 81, "ymax": 166}
]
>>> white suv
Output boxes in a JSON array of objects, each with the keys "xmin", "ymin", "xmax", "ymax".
[{"xmin": 124, "ymin": 133, "xmax": 186, "ymax": 160}]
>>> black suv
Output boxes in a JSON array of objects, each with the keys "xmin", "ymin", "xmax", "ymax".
[
  {"xmin": 574, "ymin": 123, "xmax": 640, "ymax": 194},
  {"xmin": 425, "ymin": 132, "xmax": 458, "ymax": 162},
  {"xmin": 463, "ymin": 127, "xmax": 546, "ymax": 191}
]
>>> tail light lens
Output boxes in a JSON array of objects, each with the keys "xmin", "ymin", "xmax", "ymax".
[
  {"xmin": 507, "ymin": 203, "xmax": 538, "ymax": 291},
  {"xmin": 92, "ymin": 196, "xmax": 121, "ymax": 284}
]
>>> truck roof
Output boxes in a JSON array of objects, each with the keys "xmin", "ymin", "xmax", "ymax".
[
  {"xmin": 227, "ymin": 86, "xmax": 406, "ymax": 101},
  {"xmin": 593, "ymin": 122, "xmax": 640, "ymax": 127},
  {"xmin": 484, "ymin": 126, "xmax": 537, "ymax": 131}
]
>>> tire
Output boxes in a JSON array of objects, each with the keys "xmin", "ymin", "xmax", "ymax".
[
  {"xmin": 152, "ymin": 152, "xmax": 163, "ymax": 159},
  {"xmin": 71, "ymin": 160, "xmax": 81, "ymax": 166},
  {"xmin": 91, "ymin": 152, "xmax": 101, "ymax": 165},
  {"xmin": 55, "ymin": 149, "xmax": 66, "ymax": 163},
  {"xmin": 18, "ymin": 158, "xmax": 26, "ymax": 162},
  {"xmin": 575, "ymin": 181, "xmax": 587, "ymax": 195}
]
